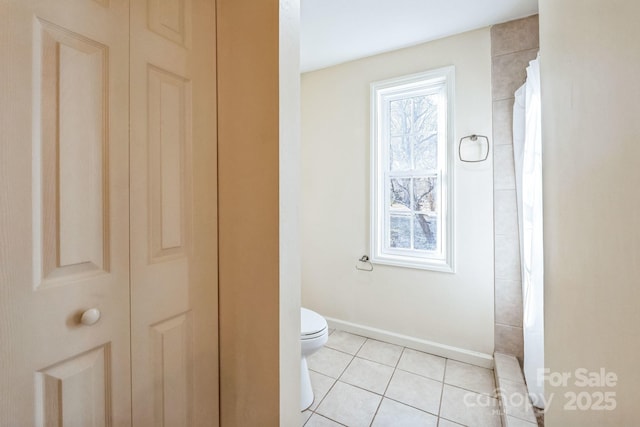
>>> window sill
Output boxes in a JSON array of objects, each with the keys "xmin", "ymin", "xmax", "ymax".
[{"xmin": 370, "ymin": 255, "xmax": 454, "ymax": 273}]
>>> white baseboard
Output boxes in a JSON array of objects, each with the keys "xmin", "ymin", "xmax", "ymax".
[{"xmin": 325, "ymin": 316, "xmax": 494, "ymax": 369}]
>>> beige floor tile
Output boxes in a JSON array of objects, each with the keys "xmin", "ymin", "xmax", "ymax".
[
  {"xmin": 301, "ymin": 410, "xmax": 312, "ymax": 426},
  {"xmin": 307, "ymin": 347, "xmax": 353, "ymax": 379},
  {"xmin": 303, "ymin": 336, "xmax": 532, "ymax": 427},
  {"xmin": 398, "ymin": 348, "xmax": 446, "ymax": 381},
  {"xmin": 305, "ymin": 413, "xmax": 345, "ymax": 427},
  {"xmin": 316, "ymin": 381, "xmax": 382, "ymax": 427},
  {"xmin": 385, "ymin": 369, "xmax": 443, "ymax": 415},
  {"xmin": 372, "ymin": 398, "xmax": 438, "ymax": 426},
  {"xmin": 439, "ymin": 385, "xmax": 501, "ymax": 427},
  {"xmin": 357, "ymin": 339, "xmax": 404, "ymax": 367},
  {"xmin": 444, "ymin": 359, "xmax": 496, "ymax": 397},
  {"xmin": 309, "ymin": 370, "xmax": 336, "ymax": 410},
  {"xmin": 326, "ymin": 330, "xmax": 367, "ymax": 355},
  {"xmin": 340, "ymin": 357, "xmax": 394, "ymax": 395}
]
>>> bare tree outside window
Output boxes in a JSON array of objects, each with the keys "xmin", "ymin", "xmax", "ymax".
[{"xmin": 387, "ymin": 94, "xmax": 439, "ymax": 251}]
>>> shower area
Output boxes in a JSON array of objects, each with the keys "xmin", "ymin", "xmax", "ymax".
[{"xmin": 491, "ymin": 14, "xmax": 545, "ymax": 425}]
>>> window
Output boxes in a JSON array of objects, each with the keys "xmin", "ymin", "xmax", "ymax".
[{"xmin": 370, "ymin": 67, "xmax": 454, "ymax": 272}]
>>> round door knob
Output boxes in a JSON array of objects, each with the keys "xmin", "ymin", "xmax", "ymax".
[{"xmin": 80, "ymin": 308, "xmax": 101, "ymax": 326}]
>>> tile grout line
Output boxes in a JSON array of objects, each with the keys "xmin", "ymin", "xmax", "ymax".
[
  {"xmin": 308, "ymin": 331, "xmax": 367, "ymax": 416},
  {"xmin": 312, "ymin": 332, "xmax": 361, "ymax": 425},
  {"xmin": 491, "ymin": 46, "xmax": 540, "ymax": 60},
  {"xmin": 309, "ymin": 412, "xmax": 348, "ymax": 427},
  {"xmin": 394, "ymin": 366, "xmax": 446, "ymax": 383},
  {"xmin": 380, "ymin": 396, "xmax": 440, "ymax": 419},
  {"xmin": 367, "ymin": 344, "xmax": 408, "ymax": 427},
  {"xmin": 311, "ymin": 359, "xmax": 349, "ymax": 415},
  {"xmin": 327, "ymin": 337, "xmax": 375, "ymax": 426},
  {"xmin": 437, "ymin": 358, "xmax": 449, "ymax": 422},
  {"xmin": 305, "ymin": 333, "xmax": 353, "ymax": 425},
  {"xmin": 439, "ymin": 360, "xmax": 472, "ymax": 427},
  {"xmin": 356, "ymin": 337, "xmax": 406, "ymax": 368}
]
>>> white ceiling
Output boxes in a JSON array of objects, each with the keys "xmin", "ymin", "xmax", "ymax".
[{"xmin": 300, "ymin": 0, "xmax": 538, "ymax": 72}]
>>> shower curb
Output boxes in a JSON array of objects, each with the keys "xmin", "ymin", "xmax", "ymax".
[{"xmin": 494, "ymin": 352, "xmax": 539, "ymax": 427}]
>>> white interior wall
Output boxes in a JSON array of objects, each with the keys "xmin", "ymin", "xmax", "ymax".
[
  {"xmin": 279, "ymin": 0, "xmax": 301, "ymax": 425},
  {"xmin": 540, "ymin": 0, "xmax": 640, "ymax": 424},
  {"xmin": 301, "ymin": 28, "xmax": 495, "ymax": 364}
]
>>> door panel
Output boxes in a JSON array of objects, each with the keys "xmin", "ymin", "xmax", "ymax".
[
  {"xmin": 36, "ymin": 344, "xmax": 111, "ymax": 427},
  {"xmin": 35, "ymin": 17, "xmax": 110, "ymax": 284},
  {"xmin": 150, "ymin": 313, "xmax": 192, "ymax": 426},
  {"xmin": 130, "ymin": 0, "xmax": 218, "ymax": 425},
  {"xmin": 0, "ymin": 1, "xmax": 131, "ymax": 425},
  {"xmin": 147, "ymin": 65, "xmax": 190, "ymax": 262}
]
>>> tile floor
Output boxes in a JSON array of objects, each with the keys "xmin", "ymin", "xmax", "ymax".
[{"xmin": 303, "ymin": 329, "xmax": 503, "ymax": 427}]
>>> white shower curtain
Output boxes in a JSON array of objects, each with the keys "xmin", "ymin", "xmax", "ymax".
[{"xmin": 513, "ymin": 54, "xmax": 545, "ymax": 408}]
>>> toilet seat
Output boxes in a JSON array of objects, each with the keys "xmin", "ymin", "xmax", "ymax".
[
  {"xmin": 301, "ymin": 307, "xmax": 328, "ymax": 340},
  {"xmin": 301, "ymin": 328, "xmax": 327, "ymax": 341}
]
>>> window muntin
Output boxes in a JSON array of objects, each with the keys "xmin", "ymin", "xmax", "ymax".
[{"xmin": 371, "ymin": 67, "xmax": 454, "ymax": 272}]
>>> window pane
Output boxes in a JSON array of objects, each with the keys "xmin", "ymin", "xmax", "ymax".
[
  {"xmin": 389, "ymin": 136, "xmax": 411, "ymax": 171},
  {"xmin": 414, "ymin": 214, "xmax": 437, "ymax": 251},
  {"xmin": 413, "ymin": 177, "xmax": 438, "ymax": 213},
  {"xmin": 390, "ymin": 178, "xmax": 411, "ymax": 210},
  {"xmin": 412, "ymin": 95, "xmax": 439, "ymax": 134},
  {"xmin": 413, "ymin": 134, "xmax": 438, "ymax": 170},
  {"xmin": 390, "ymin": 99, "xmax": 411, "ymax": 135},
  {"xmin": 390, "ymin": 215, "xmax": 411, "ymax": 249}
]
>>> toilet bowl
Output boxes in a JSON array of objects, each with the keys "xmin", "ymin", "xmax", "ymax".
[{"xmin": 300, "ymin": 307, "xmax": 328, "ymax": 411}]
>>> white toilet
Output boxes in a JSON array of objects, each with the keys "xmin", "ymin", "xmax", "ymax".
[{"xmin": 300, "ymin": 307, "xmax": 328, "ymax": 411}]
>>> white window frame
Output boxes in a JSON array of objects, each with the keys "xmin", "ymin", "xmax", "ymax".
[{"xmin": 370, "ymin": 66, "xmax": 455, "ymax": 272}]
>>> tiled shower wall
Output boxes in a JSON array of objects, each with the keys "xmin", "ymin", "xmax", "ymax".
[{"xmin": 491, "ymin": 15, "xmax": 539, "ymax": 364}]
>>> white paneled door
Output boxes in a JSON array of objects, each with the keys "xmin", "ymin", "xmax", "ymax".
[
  {"xmin": 0, "ymin": 0, "xmax": 218, "ymax": 425},
  {"xmin": 130, "ymin": 0, "xmax": 218, "ymax": 425}
]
